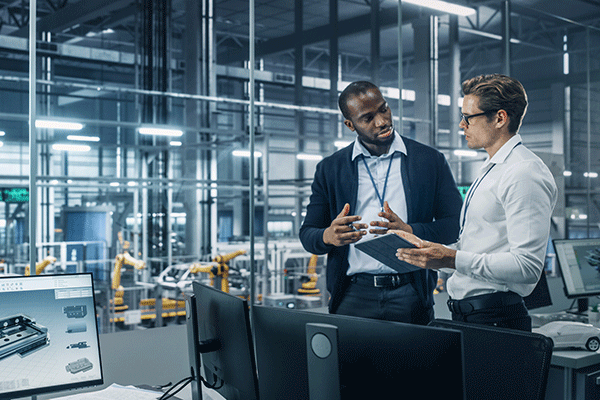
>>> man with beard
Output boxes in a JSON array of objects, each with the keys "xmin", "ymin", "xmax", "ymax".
[{"xmin": 299, "ymin": 81, "xmax": 463, "ymax": 325}]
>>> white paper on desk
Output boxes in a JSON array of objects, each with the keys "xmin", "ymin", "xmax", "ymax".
[{"xmin": 56, "ymin": 383, "xmax": 161, "ymax": 400}]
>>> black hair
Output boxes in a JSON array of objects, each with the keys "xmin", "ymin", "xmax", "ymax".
[{"xmin": 338, "ymin": 81, "xmax": 379, "ymax": 120}]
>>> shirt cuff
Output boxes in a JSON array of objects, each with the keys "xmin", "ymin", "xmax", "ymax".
[{"xmin": 454, "ymin": 250, "xmax": 475, "ymax": 275}]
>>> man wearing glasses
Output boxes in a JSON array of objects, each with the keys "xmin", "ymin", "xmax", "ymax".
[{"xmin": 395, "ymin": 74, "xmax": 557, "ymax": 332}]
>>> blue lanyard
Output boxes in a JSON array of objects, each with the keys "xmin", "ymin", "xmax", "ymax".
[
  {"xmin": 361, "ymin": 152, "xmax": 395, "ymax": 211},
  {"xmin": 460, "ymin": 163, "xmax": 495, "ymax": 235},
  {"xmin": 459, "ymin": 141, "xmax": 522, "ymax": 235}
]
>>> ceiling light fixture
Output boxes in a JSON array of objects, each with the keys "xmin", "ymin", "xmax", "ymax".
[
  {"xmin": 297, "ymin": 153, "xmax": 323, "ymax": 161},
  {"xmin": 453, "ymin": 149, "xmax": 478, "ymax": 157},
  {"xmin": 232, "ymin": 150, "xmax": 262, "ymax": 158},
  {"xmin": 36, "ymin": 120, "xmax": 84, "ymax": 130},
  {"xmin": 67, "ymin": 135, "xmax": 100, "ymax": 142},
  {"xmin": 334, "ymin": 140, "xmax": 352, "ymax": 149},
  {"xmin": 138, "ymin": 126, "xmax": 184, "ymax": 137},
  {"xmin": 402, "ymin": 0, "xmax": 476, "ymax": 17},
  {"xmin": 52, "ymin": 144, "xmax": 91, "ymax": 152}
]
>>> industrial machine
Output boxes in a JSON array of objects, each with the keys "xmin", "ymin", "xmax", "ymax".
[{"xmin": 24, "ymin": 256, "xmax": 57, "ymax": 276}]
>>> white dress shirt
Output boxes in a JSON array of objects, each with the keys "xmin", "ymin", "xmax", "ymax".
[
  {"xmin": 347, "ymin": 130, "xmax": 408, "ymax": 275},
  {"xmin": 446, "ymin": 134, "xmax": 558, "ymax": 299}
]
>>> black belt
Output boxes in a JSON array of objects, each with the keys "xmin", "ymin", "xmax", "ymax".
[
  {"xmin": 351, "ymin": 272, "xmax": 414, "ymax": 288},
  {"xmin": 447, "ymin": 291, "xmax": 523, "ymax": 315}
]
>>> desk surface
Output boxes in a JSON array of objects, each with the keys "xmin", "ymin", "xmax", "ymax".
[{"xmin": 551, "ymin": 349, "xmax": 600, "ymax": 370}]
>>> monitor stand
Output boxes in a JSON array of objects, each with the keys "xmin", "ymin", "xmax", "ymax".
[
  {"xmin": 306, "ymin": 323, "xmax": 341, "ymax": 400},
  {"xmin": 566, "ymin": 297, "xmax": 589, "ymax": 315}
]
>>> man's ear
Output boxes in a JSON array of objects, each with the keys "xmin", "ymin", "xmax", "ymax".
[
  {"xmin": 495, "ymin": 109, "xmax": 509, "ymax": 130},
  {"xmin": 344, "ymin": 119, "xmax": 355, "ymax": 132}
]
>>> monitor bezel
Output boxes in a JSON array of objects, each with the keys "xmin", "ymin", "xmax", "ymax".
[
  {"xmin": 553, "ymin": 238, "xmax": 600, "ymax": 299},
  {"xmin": 0, "ymin": 272, "xmax": 104, "ymax": 399},
  {"xmin": 190, "ymin": 281, "xmax": 259, "ymax": 400}
]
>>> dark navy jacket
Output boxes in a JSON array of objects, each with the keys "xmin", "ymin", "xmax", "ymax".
[{"xmin": 299, "ymin": 136, "xmax": 463, "ymax": 314}]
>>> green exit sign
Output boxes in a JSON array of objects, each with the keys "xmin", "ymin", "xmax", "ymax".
[{"xmin": 1, "ymin": 188, "xmax": 29, "ymax": 203}]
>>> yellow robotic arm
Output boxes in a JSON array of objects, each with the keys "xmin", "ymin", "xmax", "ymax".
[
  {"xmin": 189, "ymin": 250, "xmax": 246, "ymax": 293},
  {"xmin": 298, "ymin": 254, "xmax": 320, "ymax": 295},
  {"xmin": 25, "ymin": 256, "xmax": 57, "ymax": 276},
  {"xmin": 112, "ymin": 252, "xmax": 146, "ymax": 290}
]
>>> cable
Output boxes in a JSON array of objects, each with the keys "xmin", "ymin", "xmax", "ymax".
[
  {"xmin": 157, "ymin": 372, "xmax": 224, "ymax": 400},
  {"xmin": 201, "ymin": 373, "xmax": 224, "ymax": 390},
  {"xmin": 157, "ymin": 376, "xmax": 194, "ymax": 400}
]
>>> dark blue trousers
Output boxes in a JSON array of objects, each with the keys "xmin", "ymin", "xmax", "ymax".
[{"xmin": 334, "ymin": 276, "xmax": 433, "ymax": 325}]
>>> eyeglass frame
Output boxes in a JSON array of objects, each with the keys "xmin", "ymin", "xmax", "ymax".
[{"xmin": 460, "ymin": 110, "xmax": 499, "ymax": 126}]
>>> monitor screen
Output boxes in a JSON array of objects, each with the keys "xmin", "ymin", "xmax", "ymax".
[
  {"xmin": 252, "ymin": 305, "xmax": 465, "ymax": 400},
  {"xmin": 553, "ymin": 238, "xmax": 600, "ymax": 298},
  {"xmin": 189, "ymin": 281, "xmax": 259, "ymax": 400},
  {"xmin": 0, "ymin": 273, "xmax": 103, "ymax": 399}
]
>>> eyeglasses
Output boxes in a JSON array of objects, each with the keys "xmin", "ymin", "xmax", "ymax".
[{"xmin": 460, "ymin": 110, "xmax": 497, "ymax": 126}]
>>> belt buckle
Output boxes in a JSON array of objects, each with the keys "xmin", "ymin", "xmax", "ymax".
[
  {"xmin": 373, "ymin": 275, "xmax": 389, "ymax": 288},
  {"xmin": 373, "ymin": 275, "xmax": 381, "ymax": 287}
]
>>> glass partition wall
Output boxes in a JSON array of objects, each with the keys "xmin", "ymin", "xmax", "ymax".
[{"xmin": 0, "ymin": 0, "xmax": 596, "ymax": 332}]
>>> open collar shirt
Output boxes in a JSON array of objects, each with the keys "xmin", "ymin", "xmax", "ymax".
[
  {"xmin": 346, "ymin": 130, "xmax": 408, "ymax": 275},
  {"xmin": 446, "ymin": 134, "xmax": 558, "ymax": 300}
]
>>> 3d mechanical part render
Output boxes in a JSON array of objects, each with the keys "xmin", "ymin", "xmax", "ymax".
[
  {"xmin": 63, "ymin": 305, "xmax": 87, "ymax": 318},
  {"xmin": 0, "ymin": 314, "xmax": 49, "ymax": 360},
  {"xmin": 65, "ymin": 357, "xmax": 93, "ymax": 374}
]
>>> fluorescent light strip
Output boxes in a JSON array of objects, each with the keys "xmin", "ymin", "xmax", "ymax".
[
  {"xmin": 138, "ymin": 127, "xmax": 183, "ymax": 137},
  {"xmin": 402, "ymin": 0, "xmax": 476, "ymax": 16},
  {"xmin": 584, "ymin": 172, "xmax": 598, "ymax": 178},
  {"xmin": 563, "ymin": 170, "xmax": 572, "ymax": 177},
  {"xmin": 0, "ymin": 131, "xmax": 5, "ymax": 136},
  {"xmin": 297, "ymin": 153, "xmax": 323, "ymax": 161},
  {"xmin": 67, "ymin": 135, "xmax": 100, "ymax": 142},
  {"xmin": 170, "ymin": 141, "xmax": 182, "ymax": 147},
  {"xmin": 453, "ymin": 149, "xmax": 478, "ymax": 157},
  {"xmin": 232, "ymin": 150, "xmax": 262, "ymax": 158},
  {"xmin": 52, "ymin": 144, "xmax": 91, "ymax": 152},
  {"xmin": 334, "ymin": 140, "xmax": 352, "ymax": 149},
  {"xmin": 36, "ymin": 120, "xmax": 84, "ymax": 130}
]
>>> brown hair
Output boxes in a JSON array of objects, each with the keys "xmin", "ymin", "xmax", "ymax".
[{"xmin": 462, "ymin": 74, "xmax": 528, "ymax": 134}]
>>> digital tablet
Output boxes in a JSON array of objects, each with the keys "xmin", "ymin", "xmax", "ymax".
[{"xmin": 354, "ymin": 232, "xmax": 421, "ymax": 274}]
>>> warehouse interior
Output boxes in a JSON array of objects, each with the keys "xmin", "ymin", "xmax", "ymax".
[
  {"xmin": 1, "ymin": 0, "xmax": 600, "ymax": 397},
  {"xmin": 0, "ymin": 0, "xmax": 598, "ymax": 327}
]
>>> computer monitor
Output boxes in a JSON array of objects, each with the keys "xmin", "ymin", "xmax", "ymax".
[
  {"xmin": 428, "ymin": 319, "xmax": 553, "ymax": 400},
  {"xmin": 252, "ymin": 305, "xmax": 465, "ymax": 400},
  {"xmin": 188, "ymin": 281, "xmax": 259, "ymax": 400},
  {"xmin": 553, "ymin": 238, "xmax": 600, "ymax": 300},
  {"xmin": 0, "ymin": 273, "xmax": 103, "ymax": 399}
]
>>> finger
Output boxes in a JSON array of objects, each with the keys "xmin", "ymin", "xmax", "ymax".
[
  {"xmin": 341, "ymin": 230, "xmax": 367, "ymax": 244},
  {"xmin": 336, "ymin": 203, "xmax": 351, "ymax": 219},
  {"xmin": 369, "ymin": 228, "xmax": 388, "ymax": 235},
  {"xmin": 349, "ymin": 223, "xmax": 368, "ymax": 231},
  {"xmin": 370, "ymin": 220, "xmax": 388, "ymax": 227},
  {"xmin": 337, "ymin": 215, "xmax": 362, "ymax": 227},
  {"xmin": 384, "ymin": 200, "xmax": 392, "ymax": 214}
]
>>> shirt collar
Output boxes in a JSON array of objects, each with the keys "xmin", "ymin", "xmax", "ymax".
[
  {"xmin": 351, "ymin": 130, "xmax": 407, "ymax": 160},
  {"xmin": 481, "ymin": 133, "xmax": 523, "ymax": 170}
]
